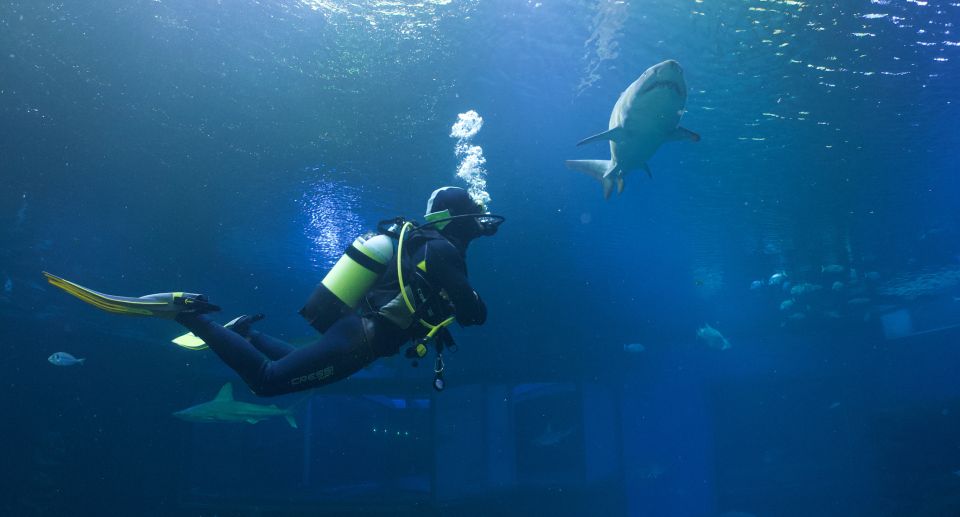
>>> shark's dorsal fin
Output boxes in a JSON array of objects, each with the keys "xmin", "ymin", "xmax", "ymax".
[
  {"xmin": 214, "ymin": 383, "xmax": 234, "ymax": 402},
  {"xmin": 576, "ymin": 127, "xmax": 627, "ymax": 147}
]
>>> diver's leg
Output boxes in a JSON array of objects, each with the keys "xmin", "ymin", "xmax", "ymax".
[
  {"xmin": 177, "ymin": 312, "xmax": 388, "ymax": 397},
  {"xmin": 247, "ymin": 314, "xmax": 379, "ymax": 396},
  {"xmin": 175, "ymin": 312, "xmax": 272, "ymax": 392},
  {"xmin": 247, "ymin": 331, "xmax": 297, "ymax": 360},
  {"xmin": 222, "ymin": 314, "xmax": 295, "ymax": 360}
]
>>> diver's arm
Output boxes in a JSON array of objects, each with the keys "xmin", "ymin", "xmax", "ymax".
[{"xmin": 428, "ymin": 243, "xmax": 487, "ymax": 326}]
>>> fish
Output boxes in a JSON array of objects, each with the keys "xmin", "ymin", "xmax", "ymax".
[
  {"xmin": 865, "ymin": 271, "xmax": 881, "ymax": 281},
  {"xmin": 566, "ymin": 59, "xmax": 699, "ymax": 198},
  {"xmin": 780, "ymin": 299, "xmax": 795, "ymax": 311},
  {"xmin": 821, "ymin": 264, "xmax": 845, "ymax": 274},
  {"xmin": 832, "ymin": 281, "xmax": 844, "ymax": 291},
  {"xmin": 532, "ymin": 423, "xmax": 575, "ymax": 447},
  {"xmin": 769, "ymin": 271, "xmax": 788, "ymax": 286},
  {"xmin": 788, "ymin": 312, "xmax": 807, "ymax": 321},
  {"xmin": 48, "ymin": 352, "xmax": 85, "ymax": 366},
  {"xmin": 790, "ymin": 283, "xmax": 823, "ymax": 296},
  {"xmin": 848, "ymin": 297, "xmax": 872, "ymax": 305},
  {"xmin": 697, "ymin": 323, "xmax": 731, "ymax": 351},
  {"xmin": 173, "ymin": 383, "xmax": 299, "ymax": 428},
  {"xmin": 750, "ymin": 280, "xmax": 764, "ymax": 290},
  {"xmin": 623, "ymin": 343, "xmax": 646, "ymax": 353}
]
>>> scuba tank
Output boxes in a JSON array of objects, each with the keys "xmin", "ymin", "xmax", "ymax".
[
  {"xmin": 298, "ymin": 213, "xmax": 503, "ymax": 390},
  {"xmin": 299, "ymin": 231, "xmax": 396, "ymax": 333}
]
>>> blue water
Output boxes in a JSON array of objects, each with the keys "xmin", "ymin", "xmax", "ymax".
[{"xmin": 2, "ymin": 0, "xmax": 959, "ymax": 515}]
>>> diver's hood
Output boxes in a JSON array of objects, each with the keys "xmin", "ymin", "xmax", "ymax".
[{"xmin": 424, "ymin": 187, "xmax": 502, "ymax": 245}]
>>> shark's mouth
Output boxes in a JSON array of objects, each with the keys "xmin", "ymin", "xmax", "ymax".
[{"xmin": 641, "ymin": 80, "xmax": 684, "ymax": 96}]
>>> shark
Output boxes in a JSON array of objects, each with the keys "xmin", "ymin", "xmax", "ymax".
[
  {"xmin": 566, "ymin": 59, "xmax": 700, "ymax": 198},
  {"xmin": 172, "ymin": 382, "xmax": 299, "ymax": 428}
]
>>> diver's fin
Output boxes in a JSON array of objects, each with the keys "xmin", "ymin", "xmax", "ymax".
[
  {"xmin": 43, "ymin": 272, "xmax": 220, "ymax": 318},
  {"xmin": 171, "ymin": 315, "xmax": 251, "ymax": 350},
  {"xmin": 172, "ymin": 332, "xmax": 209, "ymax": 350},
  {"xmin": 576, "ymin": 127, "xmax": 626, "ymax": 146},
  {"xmin": 214, "ymin": 383, "xmax": 234, "ymax": 402},
  {"xmin": 668, "ymin": 126, "xmax": 700, "ymax": 142}
]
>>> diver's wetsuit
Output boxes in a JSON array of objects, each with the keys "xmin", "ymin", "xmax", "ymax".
[{"xmin": 175, "ymin": 228, "xmax": 486, "ymax": 397}]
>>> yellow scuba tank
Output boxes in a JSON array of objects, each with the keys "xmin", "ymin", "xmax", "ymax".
[{"xmin": 299, "ymin": 232, "xmax": 395, "ymax": 333}]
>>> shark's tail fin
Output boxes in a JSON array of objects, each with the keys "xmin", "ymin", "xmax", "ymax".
[
  {"xmin": 283, "ymin": 392, "xmax": 314, "ymax": 429},
  {"xmin": 565, "ymin": 159, "xmax": 619, "ymax": 199}
]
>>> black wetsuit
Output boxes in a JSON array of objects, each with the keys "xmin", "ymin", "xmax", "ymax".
[{"xmin": 176, "ymin": 228, "xmax": 486, "ymax": 396}]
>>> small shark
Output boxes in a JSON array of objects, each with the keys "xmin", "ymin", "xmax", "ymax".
[
  {"xmin": 566, "ymin": 59, "xmax": 699, "ymax": 198},
  {"xmin": 173, "ymin": 383, "xmax": 298, "ymax": 428},
  {"xmin": 533, "ymin": 423, "xmax": 575, "ymax": 447}
]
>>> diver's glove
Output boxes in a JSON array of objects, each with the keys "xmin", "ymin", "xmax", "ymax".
[{"xmin": 435, "ymin": 327, "xmax": 457, "ymax": 352}]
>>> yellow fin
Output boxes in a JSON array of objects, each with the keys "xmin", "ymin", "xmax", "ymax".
[{"xmin": 171, "ymin": 332, "xmax": 209, "ymax": 350}]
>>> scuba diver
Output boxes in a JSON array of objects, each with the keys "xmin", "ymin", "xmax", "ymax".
[{"xmin": 44, "ymin": 186, "xmax": 504, "ymax": 396}]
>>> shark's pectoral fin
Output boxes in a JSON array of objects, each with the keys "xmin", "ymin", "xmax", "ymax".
[
  {"xmin": 566, "ymin": 160, "xmax": 620, "ymax": 200},
  {"xmin": 576, "ymin": 126, "xmax": 626, "ymax": 147},
  {"xmin": 617, "ymin": 177, "xmax": 625, "ymax": 194},
  {"xmin": 668, "ymin": 126, "xmax": 700, "ymax": 142},
  {"xmin": 566, "ymin": 159, "xmax": 611, "ymax": 180},
  {"xmin": 245, "ymin": 418, "xmax": 261, "ymax": 424},
  {"xmin": 285, "ymin": 414, "xmax": 298, "ymax": 429},
  {"xmin": 643, "ymin": 163, "xmax": 653, "ymax": 179}
]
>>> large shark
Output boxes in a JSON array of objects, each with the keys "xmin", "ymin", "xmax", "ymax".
[
  {"xmin": 173, "ymin": 383, "xmax": 299, "ymax": 428},
  {"xmin": 566, "ymin": 59, "xmax": 700, "ymax": 198}
]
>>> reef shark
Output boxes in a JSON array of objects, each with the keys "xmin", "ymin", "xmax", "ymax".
[
  {"xmin": 173, "ymin": 382, "xmax": 298, "ymax": 428},
  {"xmin": 566, "ymin": 59, "xmax": 700, "ymax": 198}
]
